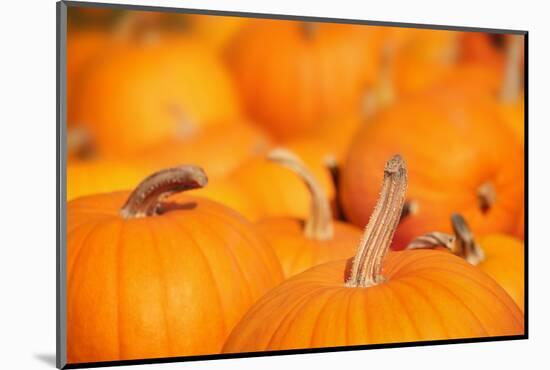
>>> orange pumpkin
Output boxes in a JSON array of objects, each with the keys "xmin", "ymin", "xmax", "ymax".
[
  {"xmin": 67, "ymin": 158, "xmax": 151, "ymax": 201},
  {"xmin": 341, "ymin": 86, "xmax": 524, "ymax": 250},
  {"xmin": 255, "ymin": 149, "xmax": 362, "ymax": 278},
  {"xmin": 190, "ymin": 141, "xmax": 336, "ymax": 221},
  {"xmin": 138, "ymin": 118, "xmax": 271, "ymax": 180},
  {"xmin": 226, "ymin": 19, "xmax": 383, "ymax": 140},
  {"xmin": 184, "ymin": 14, "xmax": 247, "ymax": 52},
  {"xmin": 459, "ymin": 32, "xmax": 504, "ymax": 71},
  {"xmin": 517, "ymin": 206, "xmax": 525, "ymax": 240},
  {"xmin": 67, "ymin": 166, "xmax": 284, "ymax": 363},
  {"xmin": 72, "ymin": 35, "xmax": 241, "ymax": 157},
  {"xmin": 408, "ymin": 214, "xmax": 524, "ymax": 312},
  {"xmin": 390, "ymin": 29, "xmax": 460, "ymax": 97},
  {"xmin": 499, "ymin": 35, "xmax": 525, "ymax": 145},
  {"xmin": 66, "ymin": 29, "xmax": 108, "ymax": 127},
  {"xmin": 223, "ymin": 155, "xmax": 523, "ymax": 353}
]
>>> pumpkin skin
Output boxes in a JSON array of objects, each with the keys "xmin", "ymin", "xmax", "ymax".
[
  {"xmin": 72, "ymin": 37, "xmax": 241, "ymax": 157},
  {"xmin": 185, "ymin": 14, "xmax": 247, "ymax": 52},
  {"xmin": 66, "ymin": 30, "xmax": 108, "ymax": 128},
  {"xmin": 67, "ymin": 159, "xmax": 151, "ymax": 201},
  {"xmin": 67, "ymin": 169, "xmax": 284, "ymax": 363},
  {"xmin": 516, "ymin": 206, "xmax": 525, "ymax": 240},
  {"xmin": 341, "ymin": 87, "xmax": 524, "ymax": 249},
  {"xmin": 389, "ymin": 29, "xmax": 460, "ymax": 97},
  {"xmin": 459, "ymin": 32, "xmax": 504, "ymax": 72},
  {"xmin": 190, "ymin": 142, "xmax": 336, "ymax": 221},
  {"xmin": 256, "ymin": 219, "xmax": 361, "ymax": 278},
  {"xmin": 476, "ymin": 234, "xmax": 525, "ymax": 312},
  {"xmin": 138, "ymin": 118, "xmax": 272, "ymax": 180},
  {"xmin": 226, "ymin": 19, "xmax": 383, "ymax": 140},
  {"xmin": 500, "ymin": 98, "xmax": 524, "ymax": 145},
  {"xmin": 222, "ymin": 249, "xmax": 523, "ymax": 353}
]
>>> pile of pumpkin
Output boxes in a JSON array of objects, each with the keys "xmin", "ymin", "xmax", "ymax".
[{"xmin": 66, "ymin": 8, "xmax": 525, "ymax": 364}]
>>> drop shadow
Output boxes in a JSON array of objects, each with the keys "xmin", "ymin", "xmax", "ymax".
[{"xmin": 34, "ymin": 353, "xmax": 56, "ymax": 367}]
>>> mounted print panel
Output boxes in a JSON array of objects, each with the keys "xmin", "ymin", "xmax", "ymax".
[{"xmin": 57, "ymin": 1, "xmax": 527, "ymax": 368}]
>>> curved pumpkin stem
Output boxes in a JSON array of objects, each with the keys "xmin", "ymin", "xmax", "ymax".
[
  {"xmin": 120, "ymin": 165, "xmax": 208, "ymax": 219},
  {"xmin": 405, "ymin": 214, "xmax": 485, "ymax": 266},
  {"xmin": 451, "ymin": 214, "xmax": 485, "ymax": 265},
  {"xmin": 500, "ymin": 34, "xmax": 523, "ymax": 103},
  {"xmin": 346, "ymin": 154, "xmax": 407, "ymax": 288},
  {"xmin": 477, "ymin": 181, "xmax": 497, "ymax": 214},
  {"xmin": 267, "ymin": 148, "xmax": 334, "ymax": 241},
  {"xmin": 406, "ymin": 232, "xmax": 455, "ymax": 251},
  {"xmin": 324, "ymin": 155, "xmax": 347, "ymax": 222}
]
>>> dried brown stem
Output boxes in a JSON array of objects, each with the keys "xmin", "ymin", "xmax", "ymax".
[
  {"xmin": 477, "ymin": 181, "xmax": 496, "ymax": 214},
  {"xmin": 451, "ymin": 214, "xmax": 485, "ymax": 265},
  {"xmin": 120, "ymin": 166, "xmax": 208, "ymax": 219},
  {"xmin": 268, "ymin": 148, "xmax": 334, "ymax": 240},
  {"xmin": 346, "ymin": 155, "xmax": 407, "ymax": 287},
  {"xmin": 406, "ymin": 232, "xmax": 456, "ymax": 251}
]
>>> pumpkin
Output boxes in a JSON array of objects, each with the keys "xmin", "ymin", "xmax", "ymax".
[
  {"xmin": 66, "ymin": 29, "xmax": 108, "ymax": 128},
  {"xmin": 255, "ymin": 149, "xmax": 362, "ymax": 278},
  {"xmin": 499, "ymin": 34, "xmax": 525, "ymax": 144},
  {"xmin": 222, "ymin": 155, "xmax": 523, "ymax": 353},
  {"xmin": 390, "ymin": 29, "xmax": 460, "ymax": 97},
  {"xmin": 459, "ymin": 32, "xmax": 504, "ymax": 71},
  {"xmin": 67, "ymin": 165, "xmax": 284, "ymax": 363},
  {"xmin": 138, "ymin": 118, "xmax": 272, "ymax": 180},
  {"xmin": 67, "ymin": 158, "xmax": 151, "ymax": 201},
  {"xmin": 407, "ymin": 214, "xmax": 524, "ymax": 312},
  {"xmin": 516, "ymin": 206, "xmax": 525, "ymax": 240},
  {"xmin": 72, "ymin": 34, "xmax": 241, "ymax": 157},
  {"xmin": 190, "ymin": 142, "xmax": 336, "ymax": 221},
  {"xmin": 226, "ymin": 19, "xmax": 383, "ymax": 140},
  {"xmin": 184, "ymin": 14, "xmax": 247, "ymax": 52},
  {"xmin": 340, "ymin": 86, "xmax": 524, "ymax": 250}
]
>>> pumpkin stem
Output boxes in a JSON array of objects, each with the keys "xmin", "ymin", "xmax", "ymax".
[
  {"xmin": 120, "ymin": 166, "xmax": 208, "ymax": 219},
  {"xmin": 301, "ymin": 22, "xmax": 319, "ymax": 38},
  {"xmin": 267, "ymin": 148, "xmax": 334, "ymax": 241},
  {"xmin": 346, "ymin": 155, "xmax": 407, "ymax": 288},
  {"xmin": 500, "ymin": 34, "xmax": 523, "ymax": 103},
  {"xmin": 477, "ymin": 181, "xmax": 496, "ymax": 214},
  {"xmin": 451, "ymin": 214, "xmax": 485, "ymax": 265},
  {"xmin": 400, "ymin": 200, "xmax": 419, "ymax": 221},
  {"xmin": 324, "ymin": 155, "xmax": 347, "ymax": 222},
  {"xmin": 406, "ymin": 232, "xmax": 456, "ymax": 251}
]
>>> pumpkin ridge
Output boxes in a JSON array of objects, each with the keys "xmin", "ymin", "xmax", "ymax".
[
  {"xmin": 258, "ymin": 284, "xmax": 333, "ymax": 350},
  {"xmin": 273, "ymin": 286, "xmax": 337, "ymax": 349},
  {"xmin": 164, "ymin": 213, "xmax": 228, "ymax": 336},
  {"xmin": 392, "ymin": 277, "xmax": 450, "ymax": 338},
  {"xmin": 307, "ymin": 288, "xmax": 339, "ymax": 347},
  {"xmin": 382, "ymin": 280, "xmax": 424, "ymax": 339},
  {"xmin": 68, "ymin": 218, "xmax": 110, "ymax": 275},
  {"xmin": 414, "ymin": 269, "xmax": 523, "ymax": 329},
  {"xmin": 195, "ymin": 205, "xmax": 283, "ymax": 284},
  {"xmin": 192, "ymin": 212, "xmax": 255, "ymax": 310},
  {"xmin": 68, "ymin": 213, "xmax": 114, "ymax": 235},
  {"xmin": 144, "ymin": 220, "xmax": 175, "ymax": 355},
  {"xmin": 343, "ymin": 287, "xmax": 355, "ymax": 345},
  {"xmin": 114, "ymin": 219, "xmax": 124, "ymax": 359},
  {"xmin": 412, "ymin": 273, "xmax": 494, "ymax": 336}
]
